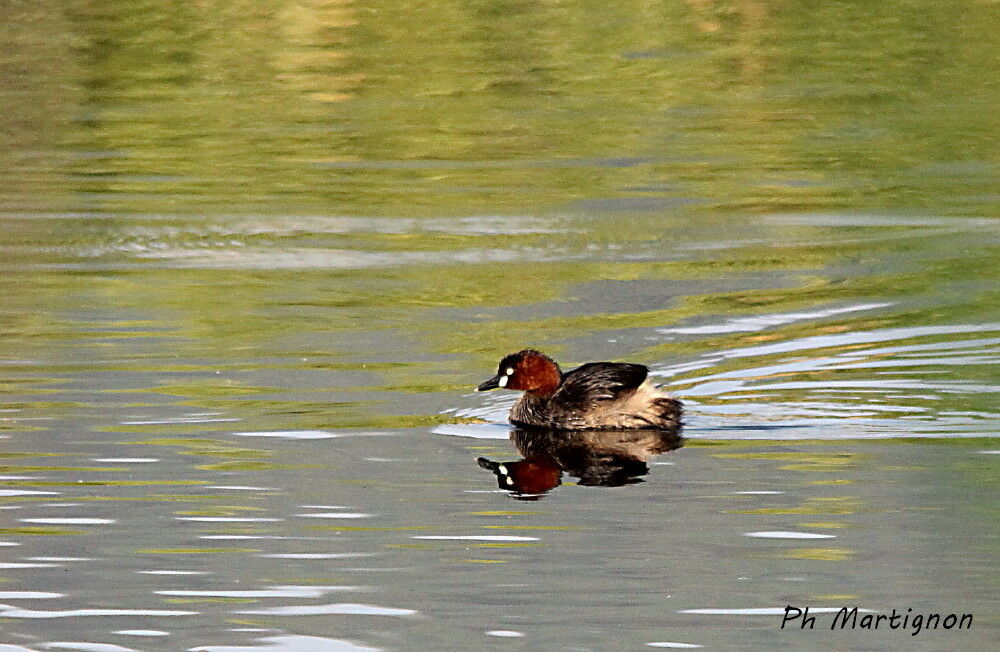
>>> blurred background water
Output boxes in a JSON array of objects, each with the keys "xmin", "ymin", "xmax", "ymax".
[{"xmin": 0, "ymin": 0, "xmax": 997, "ymax": 649}]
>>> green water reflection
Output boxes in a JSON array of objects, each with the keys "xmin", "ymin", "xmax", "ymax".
[
  {"xmin": 0, "ymin": 0, "xmax": 998, "ymax": 430},
  {"xmin": 2, "ymin": 0, "xmax": 997, "ymax": 215}
]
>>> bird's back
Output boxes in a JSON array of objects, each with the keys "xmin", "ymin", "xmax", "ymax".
[{"xmin": 509, "ymin": 362, "xmax": 681, "ymax": 430}]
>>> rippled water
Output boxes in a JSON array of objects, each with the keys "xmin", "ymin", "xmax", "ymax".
[{"xmin": 1, "ymin": 1, "xmax": 998, "ymax": 650}]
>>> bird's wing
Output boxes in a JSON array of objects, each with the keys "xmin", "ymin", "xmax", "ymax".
[{"xmin": 554, "ymin": 362, "xmax": 648, "ymax": 406}]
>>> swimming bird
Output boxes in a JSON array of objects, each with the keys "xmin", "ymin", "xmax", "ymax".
[{"xmin": 476, "ymin": 349, "xmax": 682, "ymax": 430}]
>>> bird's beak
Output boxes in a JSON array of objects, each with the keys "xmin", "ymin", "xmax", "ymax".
[{"xmin": 476, "ymin": 375, "xmax": 501, "ymax": 391}]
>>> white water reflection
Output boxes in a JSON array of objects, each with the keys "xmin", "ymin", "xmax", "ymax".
[
  {"xmin": 200, "ymin": 536, "xmax": 290, "ymax": 541},
  {"xmin": 156, "ymin": 586, "xmax": 357, "ymax": 599},
  {"xmin": 0, "ymin": 604, "xmax": 196, "ymax": 619},
  {"xmin": 91, "ymin": 458, "xmax": 159, "ymax": 463},
  {"xmin": 743, "ymin": 531, "xmax": 836, "ymax": 539},
  {"xmin": 659, "ymin": 302, "xmax": 892, "ymax": 335},
  {"xmin": 19, "ymin": 518, "xmax": 115, "ymax": 525},
  {"xmin": 262, "ymin": 553, "xmax": 372, "ymax": 559},
  {"xmin": 175, "ymin": 517, "xmax": 283, "ymax": 523},
  {"xmin": 233, "ymin": 430, "xmax": 342, "ymax": 440},
  {"xmin": 412, "ymin": 535, "xmax": 538, "ymax": 542},
  {"xmin": 431, "ymin": 423, "xmax": 512, "ymax": 439},
  {"xmin": 121, "ymin": 418, "xmax": 238, "ymax": 425},
  {"xmin": 26, "ymin": 557, "xmax": 92, "ymax": 562},
  {"xmin": 40, "ymin": 644, "xmax": 139, "ymax": 652},
  {"xmin": 191, "ymin": 635, "xmax": 379, "ymax": 652},
  {"xmin": 125, "ymin": 244, "xmax": 560, "ymax": 271},
  {"xmin": 0, "ymin": 592, "xmax": 63, "ymax": 599},
  {"xmin": 235, "ymin": 603, "xmax": 416, "ymax": 617},
  {"xmin": 660, "ymin": 324, "xmax": 1000, "ymax": 363}
]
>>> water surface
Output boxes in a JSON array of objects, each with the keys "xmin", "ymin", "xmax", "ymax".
[{"xmin": 0, "ymin": 0, "xmax": 998, "ymax": 650}]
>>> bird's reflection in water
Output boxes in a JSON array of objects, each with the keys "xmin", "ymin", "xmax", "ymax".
[{"xmin": 477, "ymin": 426, "xmax": 683, "ymax": 499}]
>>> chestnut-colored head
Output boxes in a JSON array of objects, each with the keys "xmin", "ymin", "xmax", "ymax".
[{"xmin": 476, "ymin": 349, "xmax": 562, "ymax": 395}]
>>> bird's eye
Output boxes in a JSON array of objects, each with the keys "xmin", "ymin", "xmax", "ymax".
[{"xmin": 505, "ymin": 367, "xmax": 514, "ymax": 375}]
